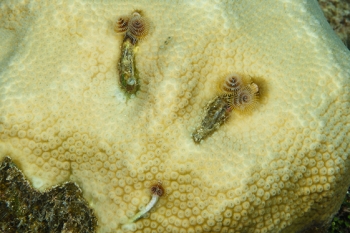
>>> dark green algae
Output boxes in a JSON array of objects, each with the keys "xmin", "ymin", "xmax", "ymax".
[{"xmin": 0, "ymin": 156, "xmax": 97, "ymax": 233}]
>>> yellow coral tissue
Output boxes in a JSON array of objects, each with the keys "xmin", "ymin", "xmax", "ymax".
[{"xmin": 0, "ymin": 0, "xmax": 350, "ymax": 232}]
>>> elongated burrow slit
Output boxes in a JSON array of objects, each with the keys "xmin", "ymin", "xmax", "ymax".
[
  {"xmin": 192, "ymin": 73, "xmax": 261, "ymax": 143},
  {"xmin": 192, "ymin": 95, "xmax": 232, "ymax": 143},
  {"xmin": 115, "ymin": 12, "xmax": 150, "ymax": 96},
  {"xmin": 119, "ymin": 37, "xmax": 139, "ymax": 95}
]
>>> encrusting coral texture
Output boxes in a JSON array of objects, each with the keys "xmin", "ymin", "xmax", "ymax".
[{"xmin": 0, "ymin": 0, "xmax": 350, "ymax": 232}]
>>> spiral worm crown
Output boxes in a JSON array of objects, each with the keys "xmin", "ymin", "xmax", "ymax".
[
  {"xmin": 126, "ymin": 14, "xmax": 150, "ymax": 41},
  {"xmin": 114, "ymin": 15, "xmax": 130, "ymax": 33},
  {"xmin": 233, "ymin": 84, "xmax": 259, "ymax": 112},
  {"xmin": 222, "ymin": 73, "xmax": 243, "ymax": 93}
]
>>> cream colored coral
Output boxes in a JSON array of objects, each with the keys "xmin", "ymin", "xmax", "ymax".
[{"xmin": 0, "ymin": 0, "xmax": 350, "ymax": 232}]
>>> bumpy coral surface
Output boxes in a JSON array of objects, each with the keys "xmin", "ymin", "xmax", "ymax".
[{"xmin": 0, "ymin": 0, "xmax": 350, "ymax": 232}]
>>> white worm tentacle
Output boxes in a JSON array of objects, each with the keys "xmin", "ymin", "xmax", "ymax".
[
  {"xmin": 123, "ymin": 180, "xmax": 164, "ymax": 230},
  {"xmin": 128, "ymin": 194, "xmax": 159, "ymax": 223}
]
